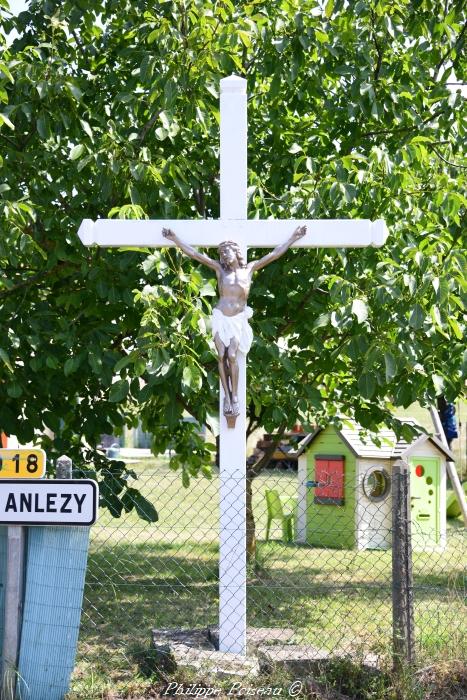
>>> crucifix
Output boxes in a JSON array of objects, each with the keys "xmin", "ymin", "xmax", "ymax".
[{"xmin": 78, "ymin": 75, "xmax": 388, "ymax": 655}]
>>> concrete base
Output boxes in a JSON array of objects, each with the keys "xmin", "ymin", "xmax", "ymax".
[
  {"xmin": 152, "ymin": 627, "xmax": 383, "ymax": 679},
  {"xmin": 152, "ymin": 628, "xmax": 259, "ymax": 678},
  {"xmin": 208, "ymin": 625, "xmax": 295, "ymax": 653}
]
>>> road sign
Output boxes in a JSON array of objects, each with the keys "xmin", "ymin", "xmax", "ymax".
[
  {"xmin": 0, "ymin": 449, "xmax": 46, "ymax": 479},
  {"xmin": 0, "ymin": 480, "xmax": 98, "ymax": 526}
]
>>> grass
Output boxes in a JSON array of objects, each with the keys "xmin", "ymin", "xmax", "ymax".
[{"xmin": 69, "ymin": 459, "xmax": 466, "ymax": 697}]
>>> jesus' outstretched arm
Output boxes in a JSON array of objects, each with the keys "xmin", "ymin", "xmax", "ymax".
[
  {"xmin": 248, "ymin": 225, "xmax": 307, "ymax": 273},
  {"xmin": 162, "ymin": 228, "xmax": 221, "ymax": 273}
]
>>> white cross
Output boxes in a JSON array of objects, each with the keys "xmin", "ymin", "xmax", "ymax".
[{"xmin": 78, "ymin": 75, "xmax": 388, "ymax": 655}]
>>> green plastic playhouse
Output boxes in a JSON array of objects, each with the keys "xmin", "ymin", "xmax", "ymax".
[{"xmin": 294, "ymin": 421, "xmax": 453, "ymax": 551}]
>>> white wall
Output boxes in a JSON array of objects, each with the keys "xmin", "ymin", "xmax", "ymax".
[{"xmin": 356, "ymin": 459, "xmax": 393, "ymax": 550}]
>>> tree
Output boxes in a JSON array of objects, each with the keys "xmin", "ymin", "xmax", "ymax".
[{"xmin": 1, "ymin": 1, "xmax": 465, "ymax": 546}]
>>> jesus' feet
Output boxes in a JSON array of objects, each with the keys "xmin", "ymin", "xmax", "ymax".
[
  {"xmin": 223, "ymin": 396, "xmax": 232, "ymax": 415},
  {"xmin": 231, "ymin": 398, "xmax": 240, "ymax": 416}
]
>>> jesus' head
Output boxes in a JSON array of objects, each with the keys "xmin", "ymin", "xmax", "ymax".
[{"xmin": 218, "ymin": 241, "xmax": 246, "ymax": 270}]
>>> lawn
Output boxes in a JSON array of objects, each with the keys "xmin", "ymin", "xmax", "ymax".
[{"xmin": 70, "ymin": 459, "xmax": 466, "ymax": 697}]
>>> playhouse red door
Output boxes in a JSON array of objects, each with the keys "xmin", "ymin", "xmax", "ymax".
[{"xmin": 314, "ymin": 456, "xmax": 345, "ymax": 505}]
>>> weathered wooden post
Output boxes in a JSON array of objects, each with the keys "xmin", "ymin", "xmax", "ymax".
[
  {"xmin": 392, "ymin": 458, "xmax": 415, "ymax": 670},
  {"xmin": 1, "ymin": 526, "xmax": 25, "ymax": 700}
]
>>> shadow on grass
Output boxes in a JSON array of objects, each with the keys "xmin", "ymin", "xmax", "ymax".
[{"xmin": 80, "ymin": 539, "xmax": 465, "ymax": 662}]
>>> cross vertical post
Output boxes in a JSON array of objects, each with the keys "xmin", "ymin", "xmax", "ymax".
[{"xmin": 218, "ymin": 75, "xmax": 247, "ymax": 654}]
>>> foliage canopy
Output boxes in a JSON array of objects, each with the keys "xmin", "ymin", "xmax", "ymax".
[{"xmin": 0, "ymin": 0, "xmax": 465, "ymax": 518}]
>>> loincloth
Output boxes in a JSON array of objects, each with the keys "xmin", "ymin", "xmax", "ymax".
[{"xmin": 211, "ymin": 307, "xmax": 253, "ymax": 355}]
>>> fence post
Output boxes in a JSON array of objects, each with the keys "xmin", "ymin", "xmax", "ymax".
[
  {"xmin": 392, "ymin": 458, "xmax": 415, "ymax": 670},
  {"xmin": 55, "ymin": 454, "xmax": 72, "ymax": 480},
  {"xmin": 1, "ymin": 525, "xmax": 25, "ymax": 700},
  {"xmin": 16, "ymin": 455, "xmax": 92, "ymax": 700}
]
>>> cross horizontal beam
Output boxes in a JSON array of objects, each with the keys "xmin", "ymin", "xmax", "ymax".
[{"xmin": 78, "ymin": 218, "xmax": 388, "ymax": 249}]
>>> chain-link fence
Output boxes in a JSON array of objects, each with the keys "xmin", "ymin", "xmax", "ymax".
[{"xmin": 71, "ymin": 457, "xmax": 466, "ymax": 695}]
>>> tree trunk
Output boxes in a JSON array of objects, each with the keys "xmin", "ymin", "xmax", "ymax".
[{"xmin": 245, "ymin": 421, "xmax": 288, "ymax": 566}]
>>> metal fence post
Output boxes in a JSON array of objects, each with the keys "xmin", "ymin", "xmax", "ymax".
[{"xmin": 392, "ymin": 458, "xmax": 415, "ymax": 670}]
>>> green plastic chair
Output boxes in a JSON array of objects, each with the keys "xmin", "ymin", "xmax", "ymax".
[{"xmin": 265, "ymin": 489, "xmax": 294, "ymax": 543}]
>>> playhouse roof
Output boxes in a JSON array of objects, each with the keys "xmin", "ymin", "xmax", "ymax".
[{"xmin": 295, "ymin": 420, "xmax": 454, "ymax": 461}]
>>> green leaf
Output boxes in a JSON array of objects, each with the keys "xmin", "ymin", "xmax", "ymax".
[
  {"xmin": 0, "ymin": 113, "xmax": 14, "ymax": 130},
  {"xmin": 64, "ymin": 357, "xmax": 78, "ymax": 376},
  {"xmin": 7, "ymin": 382, "xmax": 22, "ymax": 398},
  {"xmin": 0, "ymin": 348, "xmax": 13, "ymax": 372},
  {"xmin": 36, "ymin": 114, "xmax": 51, "ymax": 139},
  {"xmin": 358, "ymin": 373, "xmax": 376, "ymax": 399},
  {"xmin": 409, "ymin": 304, "xmax": 425, "ymax": 330},
  {"xmin": 80, "ymin": 119, "xmax": 93, "ymax": 139},
  {"xmin": 182, "ymin": 365, "xmax": 193, "ymax": 388},
  {"xmin": 313, "ymin": 313, "xmax": 329, "ymax": 329},
  {"xmin": 347, "ymin": 335, "xmax": 368, "ymax": 361},
  {"xmin": 114, "ymin": 354, "xmax": 133, "ymax": 372},
  {"xmin": 384, "ymin": 352, "xmax": 396, "ymax": 382},
  {"xmin": 46, "ymin": 356, "xmax": 59, "ymax": 369},
  {"xmin": 288, "ymin": 143, "xmax": 302, "ymax": 154},
  {"xmin": 155, "ymin": 127, "xmax": 168, "ymax": 140},
  {"xmin": 133, "ymin": 491, "xmax": 158, "ymax": 522},
  {"xmin": 200, "ymin": 283, "xmax": 215, "ymax": 296},
  {"xmin": 237, "ymin": 30, "xmax": 251, "ymax": 47},
  {"xmin": 315, "ymin": 29, "xmax": 329, "ymax": 43},
  {"xmin": 447, "ymin": 317, "xmax": 463, "ymax": 340},
  {"xmin": 100, "ymin": 492, "xmax": 123, "ymax": 518},
  {"xmin": 77, "ymin": 154, "xmax": 93, "ymax": 172},
  {"xmin": 66, "ymin": 82, "xmax": 83, "ymax": 100},
  {"xmin": 430, "ymin": 305, "xmax": 443, "ymax": 330},
  {"xmin": 70, "ymin": 144, "xmax": 85, "ymax": 160},
  {"xmin": 325, "ymin": 0, "xmax": 334, "ymax": 18},
  {"xmin": 280, "ymin": 354, "xmax": 296, "ymax": 373},
  {"xmin": 159, "ymin": 110, "xmax": 171, "ymax": 129},
  {"xmin": 0, "ymin": 62, "xmax": 14, "ymax": 83},
  {"xmin": 109, "ymin": 379, "xmax": 129, "ymax": 402},
  {"xmin": 165, "ymin": 397, "xmax": 182, "ymax": 429}
]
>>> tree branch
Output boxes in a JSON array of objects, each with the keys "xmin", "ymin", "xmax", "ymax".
[
  {"xmin": 193, "ymin": 182, "xmax": 206, "ymax": 217},
  {"xmin": 360, "ymin": 106, "xmax": 446, "ymax": 138},
  {"xmin": 431, "ymin": 146, "xmax": 467, "ymax": 169},
  {"xmin": 247, "ymin": 419, "xmax": 288, "ymax": 478},
  {"xmin": 0, "ymin": 264, "xmax": 71, "ymax": 297},
  {"xmin": 138, "ymin": 111, "xmax": 161, "ymax": 143},
  {"xmin": 371, "ymin": 10, "xmax": 384, "ymax": 81},
  {"xmin": 435, "ymin": 20, "xmax": 467, "ymax": 78}
]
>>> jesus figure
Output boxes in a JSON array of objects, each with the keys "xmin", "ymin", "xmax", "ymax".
[{"xmin": 162, "ymin": 225, "xmax": 307, "ymax": 418}]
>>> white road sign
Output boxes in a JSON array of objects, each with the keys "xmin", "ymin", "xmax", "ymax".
[{"xmin": 0, "ymin": 479, "xmax": 98, "ymax": 526}]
